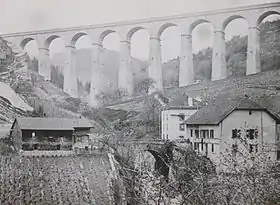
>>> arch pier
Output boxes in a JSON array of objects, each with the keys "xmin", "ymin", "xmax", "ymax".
[
  {"xmin": 179, "ymin": 33, "xmax": 193, "ymax": 87},
  {"xmin": 64, "ymin": 44, "xmax": 78, "ymax": 97},
  {"xmin": 212, "ymin": 30, "xmax": 227, "ymax": 81},
  {"xmin": 119, "ymin": 40, "xmax": 133, "ymax": 95},
  {"xmin": 1, "ymin": 2, "xmax": 279, "ymax": 106},
  {"xmin": 246, "ymin": 26, "xmax": 261, "ymax": 75},
  {"xmin": 149, "ymin": 36, "xmax": 163, "ymax": 93},
  {"xmin": 90, "ymin": 41, "xmax": 104, "ymax": 107},
  {"xmin": 38, "ymin": 47, "xmax": 51, "ymax": 81}
]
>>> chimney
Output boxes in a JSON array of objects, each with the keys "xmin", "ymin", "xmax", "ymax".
[{"xmin": 188, "ymin": 96, "xmax": 193, "ymax": 107}]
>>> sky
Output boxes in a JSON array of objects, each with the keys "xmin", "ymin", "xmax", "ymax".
[{"xmin": 0, "ymin": 0, "xmax": 279, "ymax": 62}]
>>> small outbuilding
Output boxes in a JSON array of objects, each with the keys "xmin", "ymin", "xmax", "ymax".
[{"xmin": 10, "ymin": 117, "xmax": 93, "ymax": 151}]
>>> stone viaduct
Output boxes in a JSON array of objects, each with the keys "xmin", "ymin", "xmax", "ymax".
[{"xmin": 1, "ymin": 2, "xmax": 280, "ymax": 106}]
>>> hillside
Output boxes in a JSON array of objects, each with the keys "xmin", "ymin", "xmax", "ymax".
[
  {"xmin": 0, "ymin": 40, "xmax": 134, "ymax": 129},
  {"xmin": 108, "ymin": 69, "xmax": 280, "ymax": 124}
]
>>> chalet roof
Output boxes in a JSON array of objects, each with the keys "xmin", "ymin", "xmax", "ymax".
[
  {"xmin": 185, "ymin": 97, "xmax": 280, "ymax": 125},
  {"xmin": 14, "ymin": 117, "xmax": 93, "ymax": 131}
]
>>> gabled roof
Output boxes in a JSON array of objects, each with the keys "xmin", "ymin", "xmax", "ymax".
[
  {"xmin": 155, "ymin": 92, "xmax": 205, "ymax": 110},
  {"xmin": 13, "ymin": 117, "xmax": 93, "ymax": 131},
  {"xmin": 235, "ymin": 97, "xmax": 263, "ymax": 110},
  {"xmin": 165, "ymin": 97, "xmax": 204, "ymax": 110},
  {"xmin": 185, "ymin": 97, "xmax": 280, "ymax": 125}
]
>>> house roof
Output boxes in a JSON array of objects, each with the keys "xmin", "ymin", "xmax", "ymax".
[
  {"xmin": 185, "ymin": 97, "xmax": 280, "ymax": 125},
  {"xmin": 155, "ymin": 92, "xmax": 205, "ymax": 110},
  {"xmin": 13, "ymin": 117, "xmax": 93, "ymax": 131}
]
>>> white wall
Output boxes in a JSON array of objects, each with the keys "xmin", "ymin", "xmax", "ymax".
[
  {"xmin": 161, "ymin": 109, "xmax": 197, "ymax": 141},
  {"xmin": 186, "ymin": 109, "xmax": 278, "ymax": 167},
  {"xmin": 187, "ymin": 125, "xmax": 221, "ymax": 165},
  {"xmin": 220, "ymin": 110, "xmax": 278, "ymax": 162}
]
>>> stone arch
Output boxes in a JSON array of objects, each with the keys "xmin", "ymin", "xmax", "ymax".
[
  {"xmin": 71, "ymin": 32, "xmax": 89, "ymax": 48},
  {"xmin": 222, "ymin": 15, "xmax": 248, "ymax": 31},
  {"xmin": 146, "ymin": 149, "xmax": 170, "ymax": 179},
  {"xmin": 157, "ymin": 22, "xmax": 178, "ymax": 38},
  {"xmin": 189, "ymin": 19, "xmax": 213, "ymax": 34},
  {"xmin": 126, "ymin": 26, "xmax": 146, "ymax": 42},
  {"xmin": 134, "ymin": 149, "xmax": 156, "ymax": 171},
  {"xmin": 44, "ymin": 35, "xmax": 61, "ymax": 49},
  {"xmin": 99, "ymin": 29, "xmax": 118, "ymax": 45},
  {"xmin": 257, "ymin": 10, "xmax": 280, "ymax": 25},
  {"xmin": 20, "ymin": 37, "xmax": 36, "ymax": 49}
]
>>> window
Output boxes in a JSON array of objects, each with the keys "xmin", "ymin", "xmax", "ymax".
[
  {"xmin": 190, "ymin": 129, "xmax": 193, "ymax": 137},
  {"xmin": 232, "ymin": 144, "xmax": 238, "ymax": 157},
  {"xmin": 277, "ymin": 151, "xmax": 280, "ymax": 160},
  {"xmin": 248, "ymin": 144, "xmax": 258, "ymax": 153},
  {"xmin": 33, "ymin": 144, "xmax": 38, "ymax": 150},
  {"xmin": 166, "ymin": 134, "xmax": 169, "ymax": 140},
  {"xmin": 249, "ymin": 110, "xmax": 252, "ymax": 115},
  {"xmin": 200, "ymin": 130, "xmax": 204, "ymax": 138},
  {"xmin": 249, "ymin": 144, "xmax": 254, "ymax": 153},
  {"xmin": 205, "ymin": 130, "xmax": 209, "ymax": 138},
  {"xmin": 201, "ymin": 142, "xmax": 204, "ymax": 151},
  {"xmin": 246, "ymin": 129, "xmax": 258, "ymax": 140},
  {"xmin": 254, "ymin": 129, "xmax": 259, "ymax": 138},
  {"xmin": 178, "ymin": 114, "xmax": 185, "ymax": 121},
  {"xmin": 194, "ymin": 142, "xmax": 198, "ymax": 150},
  {"xmin": 179, "ymin": 124, "xmax": 185, "ymax": 131},
  {"xmin": 211, "ymin": 144, "xmax": 215, "ymax": 152},
  {"xmin": 166, "ymin": 124, "xmax": 168, "ymax": 131},
  {"xmin": 210, "ymin": 130, "xmax": 214, "ymax": 138},
  {"xmin": 232, "ymin": 129, "xmax": 241, "ymax": 139},
  {"xmin": 232, "ymin": 129, "xmax": 237, "ymax": 139},
  {"xmin": 179, "ymin": 136, "xmax": 184, "ymax": 139},
  {"xmin": 195, "ymin": 130, "xmax": 199, "ymax": 138},
  {"xmin": 205, "ymin": 143, "xmax": 208, "ymax": 152},
  {"xmin": 200, "ymin": 130, "xmax": 210, "ymax": 138}
]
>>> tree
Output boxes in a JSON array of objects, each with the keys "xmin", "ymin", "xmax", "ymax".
[
  {"xmin": 27, "ymin": 57, "xmax": 39, "ymax": 72},
  {"xmin": 134, "ymin": 77, "xmax": 155, "ymax": 96},
  {"xmin": 95, "ymin": 89, "xmax": 128, "ymax": 106},
  {"xmin": 31, "ymin": 105, "xmax": 45, "ymax": 117},
  {"xmin": 217, "ymin": 125, "xmax": 280, "ymax": 205},
  {"xmin": 50, "ymin": 65, "xmax": 64, "ymax": 89},
  {"xmin": 84, "ymin": 81, "xmax": 91, "ymax": 93},
  {"xmin": 99, "ymin": 122, "xmax": 280, "ymax": 205}
]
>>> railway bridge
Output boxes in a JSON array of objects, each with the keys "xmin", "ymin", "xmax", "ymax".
[{"xmin": 1, "ymin": 3, "xmax": 280, "ymax": 106}]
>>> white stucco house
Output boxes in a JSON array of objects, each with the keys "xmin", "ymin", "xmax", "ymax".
[
  {"xmin": 161, "ymin": 96, "xmax": 203, "ymax": 141},
  {"xmin": 184, "ymin": 97, "xmax": 280, "ymax": 166}
]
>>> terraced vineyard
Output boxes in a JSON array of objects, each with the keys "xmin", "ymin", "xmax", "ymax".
[{"xmin": 0, "ymin": 154, "xmax": 112, "ymax": 205}]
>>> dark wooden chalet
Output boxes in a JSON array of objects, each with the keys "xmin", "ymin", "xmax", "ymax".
[{"xmin": 10, "ymin": 117, "xmax": 93, "ymax": 151}]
